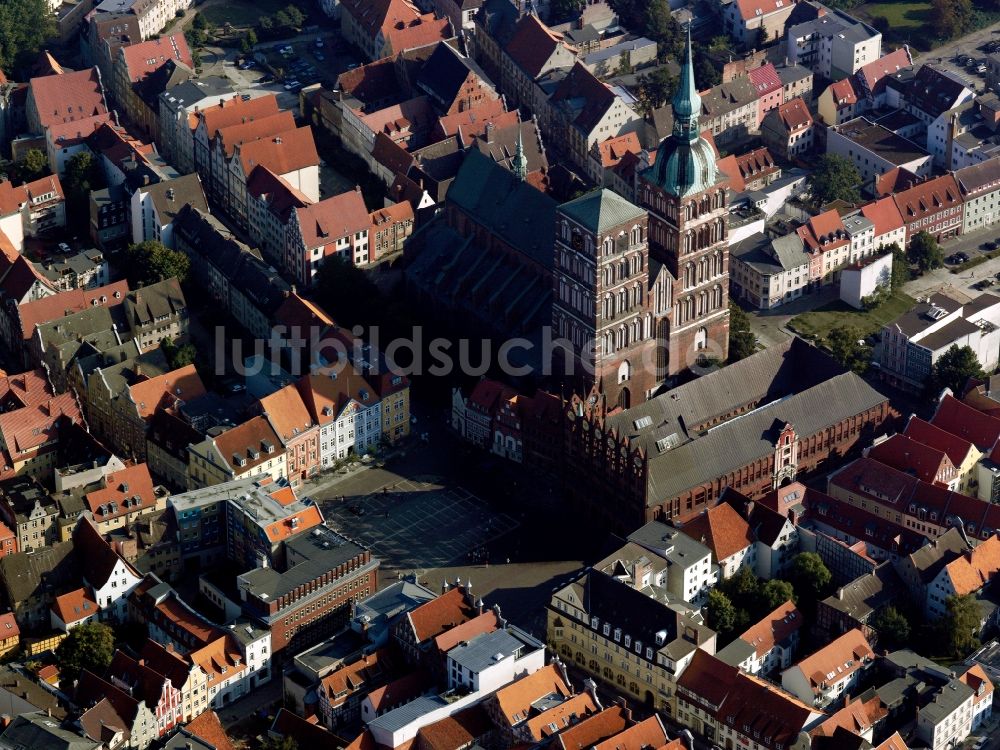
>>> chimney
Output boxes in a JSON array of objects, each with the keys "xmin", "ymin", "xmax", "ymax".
[
  {"xmin": 584, "ymin": 678, "xmax": 602, "ymax": 709},
  {"xmin": 485, "ymin": 122, "xmax": 495, "ymax": 143},
  {"xmin": 476, "ymin": 597, "xmax": 484, "ymax": 615},
  {"xmin": 442, "ymin": 580, "xmax": 450, "ymax": 594},
  {"xmin": 554, "ymin": 656, "xmax": 572, "ymax": 693}
]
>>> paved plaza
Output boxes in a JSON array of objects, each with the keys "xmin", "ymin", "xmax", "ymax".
[{"xmin": 322, "ymin": 479, "xmax": 519, "ymax": 572}]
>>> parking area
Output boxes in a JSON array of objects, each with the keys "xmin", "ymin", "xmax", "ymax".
[{"xmin": 322, "ymin": 480, "xmax": 520, "ymax": 572}]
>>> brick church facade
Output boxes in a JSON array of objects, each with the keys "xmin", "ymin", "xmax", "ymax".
[{"xmin": 551, "ymin": 30, "xmax": 729, "ymax": 408}]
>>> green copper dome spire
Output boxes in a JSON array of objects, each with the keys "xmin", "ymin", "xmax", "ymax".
[
  {"xmin": 643, "ymin": 24, "xmax": 718, "ymax": 198},
  {"xmin": 513, "ymin": 126, "xmax": 528, "ymax": 182},
  {"xmin": 671, "ymin": 25, "xmax": 701, "ymax": 137}
]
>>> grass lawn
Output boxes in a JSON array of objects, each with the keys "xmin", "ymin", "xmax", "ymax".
[
  {"xmin": 198, "ymin": 0, "xmax": 289, "ymax": 28},
  {"xmin": 854, "ymin": 0, "xmax": 934, "ymax": 48},
  {"xmin": 788, "ymin": 290, "xmax": 915, "ymax": 344}
]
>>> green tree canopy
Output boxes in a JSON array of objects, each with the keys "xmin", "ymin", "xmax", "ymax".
[
  {"xmin": 761, "ymin": 579, "xmax": 796, "ymax": 610},
  {"xmin": 261, "ymin": 736, "xmax": 299, "ymax": 750},
  {"xmin": 706, "ymin": 588, "xmax": 738, "ymax": 637},
  {"xmin": 549, "ymin": 0, "xmax": 585, "ymax": 23},
  {"xmin": 62, "ymin": 151, "xmax": 106, "ymax": 227},
  {"xmin": 826, "ymin": 326, "xmax": 871, "ymax": 374},
  {"xmin": 874, "ymin": 606, "xmax": 912, "ymax": 651},
  {"xmin": 720, "ymin": 565, "xmax": 760, "ymax": 611},
  {"xmin": 55, "ymin": 622, "xmax": 115, "ymax": 684},
  {"xmin": 159, "ymin": 337, "xmax": 197, "ymax": 369},
  {"xmin": 125, "ymin": 240, "xmax": 190, "ymax": 287},
  {"xmin": 789, "ymin": 552, "xmax": 832, "ymax": 604},
  {"xmin": 728, "ymin": 303, "xmax": 757, "ymax": 362},
  {"xmin": 18, "ymin": 148, "xmax": 50, "ymax": 183},
  {"xmin": 807, "ymin": 154, "xmax": 861, "ymax": 206},
  {"xmin": 945, "ymin": 594, "xmax": 982, "ymax": 657},
  {"xmin": 636, "ymin": 67, "xmax": 678, "ymax": 114},
  {"xmin": 932, "ymin": 0, "xmax": 974, "ymax": 38},
  {"xmin": 931, "ymin": 344, "xmax": 984, "ymax": 397},
  {"xmin": 908, "ymin": 231, "xmax": 944, "ymax": 272},
  {"xmin": 0, "ymin": 0, "xmax": 57, "ymax": 75}
]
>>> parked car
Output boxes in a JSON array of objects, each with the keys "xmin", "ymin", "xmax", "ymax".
[
  {"xmin": 284, "ymin": 80, "xmax": 300, "ymax": 90},
  {"xmin": 315, "ymin": 53, "xmax": 325, "ymax": 61},
  {"xmin": 259, "ymin": 74, "xmax": 274, "ymax": 83},
  {"xmin": 57, "ymin": 242, "xmax": 71, "ymax": 253},
  {"xmin": 983, "ymin": 240, "xmax": 998, "ymax": 251},
  {"xmin": 315, "ymin": 38, "xmax": 324, "ymax": 48}
]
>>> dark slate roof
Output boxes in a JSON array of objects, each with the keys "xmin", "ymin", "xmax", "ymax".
[
  {"xmin": 475, "ymin": 0, "xmax": 520, "ymax": 44},
  {"xmin": 136, "ymin": 58, "xmax": 193, "ymax": 109},
  {"xmin": 908, "ymin": 65, "xmax": 972, "ymax": 118},
  {"xmin": 559, "ymin": 189, "xmax": 645, "ymax": 234},
  {"xmin": 0, "ymin": 713, "xmax": 99, "ymax": 750},
  {"xmin": 446, "ymin": 149, "xmax": 556, "ymax": 268},
  {"xmin": 416, "ymin": 43, "xmax": 494, "ymax": 108},
  {"xmin": 820, "ymin": 563, "xmax": 905, "ymax": 621},
  {"xmin": 0, "ymin": 540, "xmax": 75, "ymax": 604},
  {"xmin": 144, "ymin": 173, "xmax": 207, "ymax": 224}
]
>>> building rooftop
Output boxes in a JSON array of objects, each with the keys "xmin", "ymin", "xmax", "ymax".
[{"xmin": 834, "ymin": 117, "xmax": 928, "ymax": 165}]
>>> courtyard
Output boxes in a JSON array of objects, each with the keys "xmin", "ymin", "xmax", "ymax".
[{"xmin": 321, "ymin": 479, "xmax": 520, "ymax": 573}]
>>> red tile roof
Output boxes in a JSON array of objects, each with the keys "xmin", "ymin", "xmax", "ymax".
[
  {"xmin": 185, "ymin": 710, "xmax": 236, "ymax": 750},
  {"xmin": 857, "ymin": 48, "xmax": 913, "ymax": 97},
  {"xmin": 789, "ymin": 628, "xmax": 874, "ymax": 694},
  {"xmin": 860, "ymin": 196, "xmax": 905, "ymax": 238},
  {"xmin": 596, "ymin": 132, "xmax": 642, "ymax": 169},
  {"xmin": 120, "ymin": 33, "xmax": 193, "ymax": 82},
  {"xmin": 416, "ymin": 705, "xmax": 493, "ymax": 750},
  {"xmin": 297, "ymin": 369, "xmax": 380, "ymax": 426},
  {"xmin": 17, "ymin": 280, "xmax": 129, "ymax": 343},
  {"xmin": 46, "ymin": 112, "xmax": 113, "ymax": 148},
  {"xmin": 258, "ymin": 384, "xmax": 317, "ymax": 444},
  {"xmin": 433, "ymin": 610, "xmax": 498, "ymax": 654},
  {"xmin": 198, "ymin": 94, "xmax": 280, "ymax": 138},
  {"xmin": 207, "ymin": 415, "xmax": 284, "ymax": 474},
  {"xmin": 384, "ymin": 14, "xmax": 452, "ymax": 54},
  {"xmin": 829, "ymin": 77, "xmax": 858, "ymax": 106},
  {"xmin": 52, "ymin": 587, "xmax": 100, "ymax": 625},
  {"xmin": 749, "ymin": 63, "xmax": 782, "ymax": 95},
  {"xmin": 293, "ymin": 188, "xmax": 370, "ymax": 249},
  {"xmin": 237, "ymin": 126, "xmax": 319, "ymax": 177},
  {"xmin": 592, "ymin": 715, "xmax": 668, "ymax": 750},
  {"xmin": 264, "ymin": 505, "xmax": 323, "ymax": 543},
  {"xmin": 436, "ymin": 100, "xmax": 514, "ymax": 140},
  {"xmin": 366, "ymin": 671, "xmax": 432, "ymax": 714},
  {"xmin": 525, "ymin": 692, "xmax": 600, "ymax": 740},
  {"xmin": 0, "ymin": 369, "xmax": 82, "ymax": 458},
  {"xmin": 904, "ymin": 415, "xmax": 977, "ymax": 467},
  {"xmin": 29, "ymin": 68, "xmax": 107, "ymax": 130},
  {"xmin": 734, "ymin": 0, "xmax": 791, "ymax": 20},
  {"xmin": 867, "ymin": 433, "xmax": 954, "ymax": 485},
  {"xmin": 679, "ymin": 502, "xmax": 754, "ymax": 561},
  {"xmin": 127, "ymin": 364, "xmax": 206, "ymax": 419},
  {"xmin": 942, "ymin": 535, "xmax": 1000, "ymax": 596},
  {"xmin": 932, "ymin": 393, "xmax": 1000, "ymax": 451},
  {"xmin": 493, "ymin": 664, "xmax": 572, "ymax": 727},
  {"xmin": 0, "ymin": 612, "xmax": 17, "ymax": 639},
  {"xmin": 505, "ymin": 14, "xmax": 570, "ymax": 79},
  {"xmin": 272, "ymin": 292, "xmax": 335, "ymax": 332},
  {"xmin": 406, "ymin": 585, "xmax": 478, "ymax": 643},
  {"xmin": 873, "ymin": 166, "xmax": 920, "ymax": 197},
  {"xmin": 775, "ymin": 97, "xmax": 813, "ymax": 133},
  {"xmin": 892, "ymin": 174, "xmax": 962, "ymax": 225},
  {"xmin": 736, "ymin": 600, "xmax": 802, "ymax": 659},
  {"xmin": 85, "ymin": 463, "xmax": 158, "ymax": 523},
  {"xmin": 215, "ymin": 111, "xmax": 296, "ymax": 157},
  {"xmin": 797, "ymin": 209, "xmax": 849, "ymax": 253},
  {"xmin": 245, "ymin": 166, "xmax": 311, "ymax": 223},
  {"xmin": 320, "ymin": 649, "xmax": 391, "ymax": 706},
  {"xmin": 960, "ymin": 664, "xmax": 994, "ymax": 707},
  {"xmin": 555, "ymin": 705, "xmax": 632, "ymax": 750}
]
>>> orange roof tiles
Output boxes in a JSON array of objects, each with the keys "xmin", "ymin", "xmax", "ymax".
[
  {"xmin": 208, "ymin": 415, "xmax": 284, "ymax": 474},
  {"xmin": 524, "ymin": 692, "xmax": 600, "ymax": 740},
  {"xmin": 294, "ymin": 188, "xmax": 370, "ymax": 249},
  {"xmin": 264, "ymin": 505, "xmax": 323, "ymax": 543},
  {"xmin": 736, "ymin": 600, "xmax": 802, "ymax": 659},
  {"xmin": 127, "ymin": 364, "xmax": 205, "ymax": 419},
  {"xmin": 237, "ymin": 126, "xmax": 319, "ymax": 177},
  {"xmin": 416, "ymin": 705, "xmax": 493, "ymax": 750},
  {"xmin": 748, "ymin": 63, "xmax": 782, "ymax": 95},
  {"xmin": 85, "ymin": 463, "xmax": 158, "ymax": 521},
  {"xmin": 320, "ymin": 649, "xmax": 390, "ymax": 706},
  {"xmin": 811, "ymin": 693, "xmax": 886, "ymax": 738},
  {"xmin": 0, "ymin": 612, "xmax": 18, "ymax": 639},
  {"xmin": 17, "ymin": 280, "xmax": 129, "ymax": 343},
  {"xmin": 120, "ymin": 33, "xmax": 193, "ymax": 82},
  {"xmin": 185, "ymin": 710, "xmax": 236, "ymax": 750},
  {"xmin": 678, "ymin": 502, "xmax": 753, "ymax": 561},
  {"xmin": 198, "ymin": 94, "xmax": 280, "ymax": 137},
  {"xmin": 933, "ymin": 393, "xmax": 1000, "ymax": 451},
  {"xmin": 215, "ymin": 111, "xmax": 296, "ymax": 157},
  {"xmin": 297, "ymin": 369, "xmax": 380, "ymax": 427},
  {"xmin": 942, "ymin": 535, "xmax": 1000, "ymax": 595},
  {"xmin": 857, "ymin": 48, "xmax": 913, "ymax": 96},
  {"xmin": 960, "ymin": 663, "xmax": 994, "ymax": 706},
  {"xmin": 190, "ymin": 635, "xmax": 246, "ymax": 687},
  {"xmin": 273, "ymin": 292, "xmax": 335, "ymax": 332},
  {"xmin": 384, "ymin": 14, "xmax": 452, "ymax": 54},
  {"xmin": 433, "ymin": 610, "xmax": 498, "ymax": 654},
  {"xmin": 592, "ymin": 715, "xmax": 667, "ymax": 750},
  {"xmin": 29, "ymin": 68, "xmax": 108, "ymax": 130},
  {"xmin": 406, "ymin": 585, "xmax": 478, "ymax": 643},
  {"xmin": 860, "ymin": 196, "xmax": 905, "ymax": 237},
  {"xmin": 829, "ymin": 78, "xmax": 858, "ymax": 106},
  {"xmin": 776, "ymin": 97, "xmax": 813, "ymax": 133},
  {"xmin": 874, "ymin": 732, "xmax": 910, "ymax": 750},
  {"xmin": 555, "ymin": 705, "xmax": 632, "ymax": 750},
  {"xmin": 791, "ymin": 628, "xmax": 874, "ymax": 694},
  {"xmin": 734, "ymin": 0, "xmax": 790, "ymax": 20},
  {"xmin": 258, "ymin": 384, "xmax": 317, "ymax": 444},
  {"xmin": 245, "ymin": 166, "xmax": 312, "ymax": 223},
  {"xmin": 436, "ymin": 100, "xmax": 514, "ymax": 139},
  {"xmin": 52, "ymin": 587, "xmax": 100, "ymax": 625},
  {"xmin": 797, "ymin": 209, "xmax": 849, "ymax": 253},
  {"xmin": 505, "ymin": 14, "xmax": 570, "ymax": 79},
  {"xmin": 905, "ymin": 416, "xmax": 977, "ymax": 467},
  {"xmin": 493, "ymin": 663, "xmax": 572, "ymax": 727},
  {"xmin": 367, "ymin": 671, "xmax": 432, "ymax": 713},
  {"xmin": 892, "ymin": 174, "xmax": 962, "ymax": 224},
  {"xmin": 597, "ymin": 132, "xmax": 642, "ymax": 169},
  {"xmin": 0, "ymin": 369, "xmax": 82, "ymax": 457}
]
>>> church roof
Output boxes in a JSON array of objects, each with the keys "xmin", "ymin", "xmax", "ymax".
[{"xmin": 559, "ymin": 189, "xmax": 645, "ymax": 234}]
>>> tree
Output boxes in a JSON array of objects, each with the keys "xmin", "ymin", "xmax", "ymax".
[
  {"xmin": 636, "ymin": 66, "xmax": 678, "ymax": 114},
  {"xmin": 62, "ymin": 151, "xmax": 105, "ymax": 227},
  {"xmin": 125, "ymin": 241, "xmax": 190, "ymax": 287},
  {"xmin": 826, "ymin": 326, "xmax": 871, "ymax": 374},
  {"xmin": 886, "ymin": 242, "xmax": 909, "ymax": 289},
  {"xmin": 728, "ymin": 303, "xmax": 757, "ymax": 362},
  {"xmin": 789, "ymin": 552, "xmax": 832, "ymax": 604},
  {"xmin": 282, "ymin": 4, "xmax": 306, "ymax": 28},
  {"xmin": 945, "ymin": 594, "xmax": 982, "ymax": 657},
  {"xmin": 807, "ymin": 154, "xmax": 861, "ymax": 205},
  {"xmin": 721, "ymin": 565, "xmax": 760, "ymax": 611},
  {"xmin": 549, "ymin": 0, "xmax": 585, "ymax": 22},
  {"xmin": 874, "ymin": 606, "xmax": 911, "ymax": 650},
  {"xmin": 645, "ymin": 0, "xmax": 682, "ymax": 58},
  {"xmin": 694, "ymin": 50, "xmax": 721, "ymax": 90},
  {"xmin": 0, "ymin": 0, "xmax": 57, "ymax": 75},
  {"xmin": 908, "ymin": 231, "xmax": 944, "ymax": 272},
  {"xmin": 261, "ymin": 737, "xmax": 298, "ymax": 750},
  {"xmin": 17, "ymin": 148, "xmax": 49, "ymax": 182},
  {"xmin": 259, "ymin": 14, "xmax": 274, "ymax": 30},
  {"xmin": 761, "ymin": 579, "xmax": 796, "ymax": 610},
  {"xmin": 933, "ymin": 0, "xmax": 973, "ymax": 38},
  {"xmin": 159, "ymin": 337, "xmax": 197, "ymax": 369},
  {"xmin": 706, "ymin": 589, "xmax": 737, "ymax": 636},
  {"xmin": 246, "ymin": 28, "xmax": 258, "ymax": 47},
  {"xmin": 55, "ymin": 622, "xmax": 115, "ymax": 684},
  {"xmin": 932, "ymin": 344, "xmax": 984, "ymax": 397},
  {"xmin": 192, "ymin": 10, "xmax": 210, "ymax": 29}
]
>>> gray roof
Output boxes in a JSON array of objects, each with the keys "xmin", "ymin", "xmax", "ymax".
[
  {"xmin": 448, "ymin": 628, "xmax": 530, "ymax": 672},
  {"xmin": 0, "ymin": 541, "xmax": 76, "ymax": 604},
  {"xmin": 701, "ymin": 76, "xmax": 757, "ymax": 118},
  {"xmin": 842, "ymin": 214, "xmax": 874, "ymax": 235},
  {"xmin": 916, "ymin": 316, "xmax": 981, "ymax": 353},
  {"xmin": 126, "ymin": 277, "xmax": 186, "ymax": 328},
  {"xmin": 355, "ymin": 579, "xmax": 437, "ymax": 628},
  {"xmin": 776, "ymin": 64, "xmax": 813, "ymax": 86},
  {"xmin": 0, "ymin": 713, "xmax": 99, "ymax": 750},
  {"xmin": 368, "ymin": 694, "xmax": 453, "ymax": 733},
  {"xmin": 834, "ymin": 117, "xmax": 928, "ymax": 165},
  {"xmin": 559, "ymin": 188, "xmax": 646, "ymax": 234},
  {"xmin": 886, "ymin": 292, "xmax": 965, "ymax": 338},
  {"xmin": 956, "ymin": 157, "xmax": 1000, "ymax": 197},
  {"xmin": 0, "ymin": 667, "xmax": 66, "ymax": 720},
  {"xmin": 716, "ymin": 637, "xmax": 756, "ymax": 667},
  {"xmin": 920, "ymin": 678, "xmax": 974, "ymax": 722},
  {"xmin": 788, "ymin": 8, "xmax": 877, "ymax": 44},
  {"xmin": 731, "ymin": 232, "xmax": 808, "ymax": 275},
  {"xmin": 820, "ymin": 563, "xmax": 904, "ymax": 621},
  {"xmin": 160, "ymin": 77, "xmax": 233, "ymax": 111},
  {"xmin": 143, "ymin": 173, "xmax": 207, "ymax": 225},
  {"xmin": 627, "ymin": 522, "xmax": 711, "ymax": 570}
]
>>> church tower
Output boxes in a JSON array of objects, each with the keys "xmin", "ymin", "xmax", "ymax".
[{"xmin": 639, "ymin": 27, "xmax": 730, "ymax": 376}]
